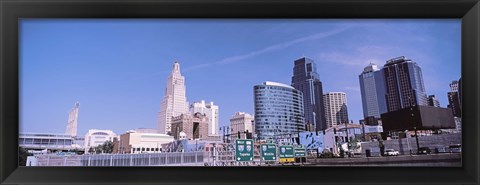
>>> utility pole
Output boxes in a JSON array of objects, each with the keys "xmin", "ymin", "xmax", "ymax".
[
  {"xmin": 222, "ymin": 126, "xmax": 226, "ymax": 143},
  {"xmin": 405, "ymin": 130, "xmax": 411, "ymax": 155},
  {"xmin": 410, "ymin": 105, "xmax": 420, "ymax": 153},
  {"xmin": 408, "ymin": 97, "xmax": 420, "ymax": 153}
]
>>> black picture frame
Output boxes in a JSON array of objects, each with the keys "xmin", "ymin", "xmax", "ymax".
[{"xmin": 1, "ymin": 0, "xmax": 478, "ymax": 184}]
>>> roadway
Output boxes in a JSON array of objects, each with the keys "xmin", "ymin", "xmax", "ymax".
[{"xmin": 301, "ymin": 153, "xmax": 461, "ymax": 166}]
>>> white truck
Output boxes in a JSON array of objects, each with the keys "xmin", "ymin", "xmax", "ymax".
[{"xmin": 384, "ymin": 149, "xmax": 399, "ymax": 156}]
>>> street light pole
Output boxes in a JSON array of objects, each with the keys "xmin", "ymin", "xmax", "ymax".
[
  {"xmin": 414, "ymin": 126, "xmax": 420, "ymax": 152},
  {"xmin": 345, "ymin": 122, "xmax": 349, "ymax": 157},
  {"xmin": 405, "ymin": 130, "xmax": 411, "ymax": 155}
]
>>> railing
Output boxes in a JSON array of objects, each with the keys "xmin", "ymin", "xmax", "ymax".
[
  {"xmin": 20, "ymin": 144, "xmax": 74, "ymax": 150},
  {"xmin": 31, "ymin": 152, "xmax": 205, "ymax": 166}
]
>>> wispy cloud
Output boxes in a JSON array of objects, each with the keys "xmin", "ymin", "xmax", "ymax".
[
  {"xmin": 318, "ymin": 52, "xmax": 380, "ymax": 67},
  {"xmin": 183, "ymin": 25, "xmax": 353, "ymax": 72},
  {"xmin": 317, "ymin": 45, "xmax": 395, "ymax": 67},
  {"xmin": 344, "ymin": 86, "xmax": 360, "ymax": 92}
]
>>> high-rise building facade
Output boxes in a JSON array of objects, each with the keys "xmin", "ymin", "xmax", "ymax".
[
  {"xmin": 291, "ymin": 57, "xmax": 327, "ymax": 131},
  {"xmin": 190, "ymin": 100, "xmax": 219, "ymax": 136},
  {"xmin": 229, "ymin": 112, "xmax": 255, "ymax": 140},
  {"xmin": 358, "ymin": 63, "xmax": 387, "ymax": 119},
  {"xmin": 450, "ymin": 80, "xmax": 459, "ymax": 92},
  {"xmin": 254, "ymin": 81, "xmax": 305, "ymax": 141},
  {"xmin": 383, "ymin": 56, "xmax": 428, "ymax": 112},
  {"xmin": 65, "ymin": 101, "xmax": 80, "ymax": 137},
  {"xmin": 448, "ymin": 80, "xmax": 462, "ymax": 117},
  {"xmin": 323, "ymin": 92, "xmax": 349, "ymax": 128},
  {"xmin": 427, "ymin": 95, "xmax": 440, "ymax": 107},
  {"xmin": 158, "ymin": 62, "xmax": 189, "ymax": 134}
]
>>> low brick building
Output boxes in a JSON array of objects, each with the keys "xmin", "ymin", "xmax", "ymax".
[{"xmin": 171, "ymin": 113, "xmax": 209, "ymax": 140}]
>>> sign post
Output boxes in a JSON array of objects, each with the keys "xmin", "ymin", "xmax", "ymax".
[
  {"xmin": 235, "ymin": 139, "xmax": 254, "ymax": 163},
  {"xmin": 279, "ymin": 145, "xmax": 294, "ymax": 163}
]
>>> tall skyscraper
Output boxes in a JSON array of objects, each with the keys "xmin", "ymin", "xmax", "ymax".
[
  {"xmin": 323, "ymin": 92, "xmax": 349, "ymax": 128},
  {"xmin": 291, "ymin": 57, "xmax": 327, "ymax": 131},
  {"xmin": 383, "ymin": 56, "xmax": 428, "ymax": 112},
  {"xmin": 448, "ymin": 80, "xmax": 462, "ymax": 117},
  {"xmin": 254, "ymin": 81, "xmax": 305, "ymax": 141},
  {"xmin": 427, "ymin": 95, "xmax": 441, "ymax": 107},
  {"xmin": 65, "ymin": 101, "xmax": 80, "ymax": 137},
  {"xmin": 190, "ymin": 100, "xmax": 219, "ymax": 136},
  {"xmin": 450, "ymin": 80, "xmax": 459, "ymax": 92},
  {"xmin": 230, "ymin": 112, "xmax": 255, "ymax": 140},
  {"xmin": 358, "ymin": 63, "xmax": 387, "ymax": 120},
  {"xmin": 158, "ymin": 62, "xmax": 189, "ymax": 134}
]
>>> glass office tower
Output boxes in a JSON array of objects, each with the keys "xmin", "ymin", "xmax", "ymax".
[
  {"xmin": 359, "ymin": 63, "xmax": 387, "ymax": 120},
  {"xmin": 291, "ymin": 57, "xmax": 327, "ymax": 131},
  {"xmin": 383, "ymin": 56, "xmax": 428, "ymax": 112},
  {"xmin": 254, "ymin": 81, "xmax": 305, "ymax": 141}
]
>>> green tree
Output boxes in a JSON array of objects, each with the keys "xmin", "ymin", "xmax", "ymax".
[
  {"xmin": 339, "ymin": 148, "xmax": 345, "ymax": 158},
  {"xmin": 378, "ymin": 139, "xmax": 385, "ymax": 156},
  {"xmin": 349, "ymin": 137, "xmax": 361, "ymax": 151},
  {"xmin": 95, "ymin": 146, "xmax": 102, "ymax": 154},
  {"xmin": 88, "ymin": 147, "xmax": 94, "ymax": 154},
  {"xmin": 101, "ymin": 140, "xmax": 114, "ymax": 153},
  {"xmin": 321, "ymin": 149, "xmax": 333, "ymax": 158},
  {"xmin": 94, "ymin": 140, "xmax": 114, "ymax": 154}
]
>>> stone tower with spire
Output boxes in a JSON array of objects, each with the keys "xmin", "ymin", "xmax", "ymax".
[{"xmin": 158, "ymin": 62, "xmax": 189, "ymax": 134}]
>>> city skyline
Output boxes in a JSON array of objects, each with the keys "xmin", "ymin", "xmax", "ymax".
[{"xmin": 20, "ymin": 19, "xmax": 460, "ymax": 136}]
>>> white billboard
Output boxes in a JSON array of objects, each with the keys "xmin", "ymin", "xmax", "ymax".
[{"xmin": 298, "ymin": 131, "xmax": 324, "ymax": 152}]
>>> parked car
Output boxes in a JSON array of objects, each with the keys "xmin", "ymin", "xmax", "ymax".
[
  {"xmin": 384, "ymin": 149, "xmax": 399, "ymax": 156},
  {"xmin": 417, "ymin": 147, "xmax": 431, "ymax": 154},
  {"xmin": 449, "ymin": 144, "xmax": 462, "ymax": 153},
  {"xmin": 435, "ymin": 147, "xmax": 448, "ymax": 153}
]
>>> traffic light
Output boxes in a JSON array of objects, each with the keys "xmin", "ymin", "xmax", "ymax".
[{"xmin": 245, "ymin": 130, "xmax": 252, "ymax": 139}]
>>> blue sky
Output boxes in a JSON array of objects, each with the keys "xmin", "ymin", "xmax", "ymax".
[{"xmin": 20, "ymin": 19, "xmax": 461, "ymax": 136}]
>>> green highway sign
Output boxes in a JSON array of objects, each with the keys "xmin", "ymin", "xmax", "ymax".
[
  {"xmin": 235, "ymin": 139, "xmax": 254, "ymax": 161},
  {"xmin": 260, "ymin": 144, "xmax": 277, "ymax": 161},
  {"xmin": 279, "ymin": 146, "xmax": 294, "ymax": 163},
  {"xmin": 279, "ymin": 146, "xmax": 294, "ymax": 158},
  {"xmin": 294, "ymin": 147, "xmax": 306, "ymax": 157}
]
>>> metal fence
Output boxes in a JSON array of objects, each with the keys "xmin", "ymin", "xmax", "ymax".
[
  {"xmin": 32, "ymin": 152, "xmax": 205, "ymax": 166},
  {"xmin": 35, "ymin": 155, "xmax": 82, "ymax": 166}
]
